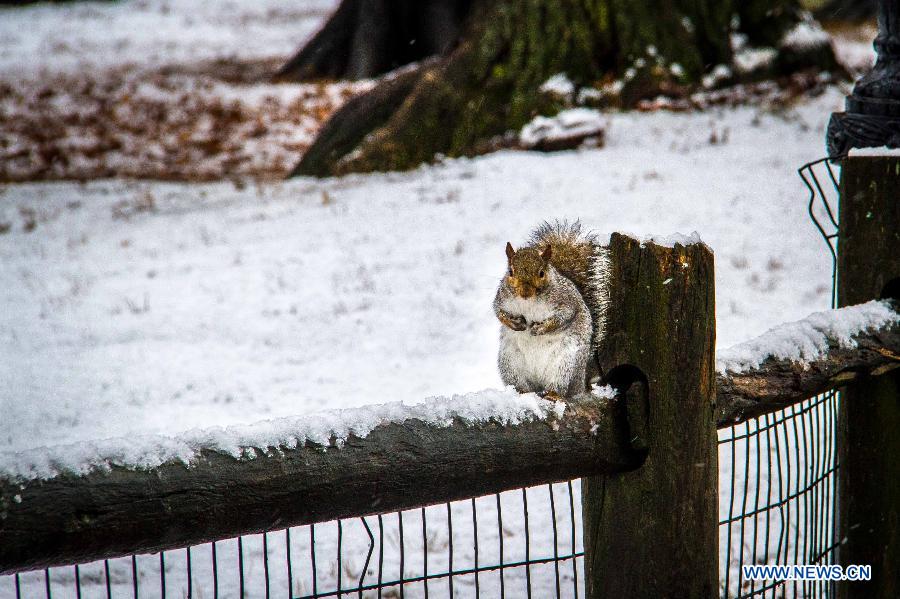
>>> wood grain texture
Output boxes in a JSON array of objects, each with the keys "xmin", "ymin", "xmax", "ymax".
[{"xmin": 583, "ymin": 233, "xmax": 719, "ymax": 598}]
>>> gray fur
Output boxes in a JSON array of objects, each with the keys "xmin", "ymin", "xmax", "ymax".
[
  {"xmin": 493, "ymin": 266, "xmax": 592, "ymax": 397},
  {"xmin": 528, "ymin": 219, "xmax": 598, "ymax": 248},
  {"xmin": 528, "ymin": 220, "xmax": 609, "ymax": 350}
]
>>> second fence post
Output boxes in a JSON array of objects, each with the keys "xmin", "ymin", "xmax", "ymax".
[
  {"xmin": 582, "ymin": 233, "xmax": 719, "ymax": 598},
  {"xmin": 837, "ymin": 155, "xmax": 900, "ymax": 599}
]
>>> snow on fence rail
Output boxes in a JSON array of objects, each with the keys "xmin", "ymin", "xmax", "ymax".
[
  {"xmin": 0, "ymin": 389, "xmax": 584, "ymax": 481},
  {"xmin": 0, "ymin": 388, "xmax": 640, "ymax": 574},
  {"xmin": 715, "ymin": 299, "xmax": 900, "ymax": 424},
  {"xmin": 1, "ymin": 233, "xmax": 899, "ymax": 597}
]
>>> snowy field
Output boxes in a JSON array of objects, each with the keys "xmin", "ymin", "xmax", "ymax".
[
  {"xmin": 0, "ymin": 98, "xmax": 846, "ymax": 452},
  {"xmin": 0, "ymin": 1, "xmax": 880, "ymax": 597},
  {"xmin": 0, "ymin": 0, "xmax": 336, "ymax": 75}
]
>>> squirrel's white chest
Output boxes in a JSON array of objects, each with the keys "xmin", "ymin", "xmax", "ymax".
[
  {"xmin": 497, "ymin": 295, "xmax": 584, "ymax": 390},
  {"xmin": 498, "ymin": 325, "xmax": 583, "ymax": 390}
]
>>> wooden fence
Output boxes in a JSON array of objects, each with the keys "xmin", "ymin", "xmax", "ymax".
[{"xmin": 1, "ymin": 155, "xmax": 898, "ymax": 597}]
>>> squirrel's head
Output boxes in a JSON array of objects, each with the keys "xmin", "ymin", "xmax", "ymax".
[{"xmin": 505, "ymin": 242, "xmax": 552, "ymax": 298}]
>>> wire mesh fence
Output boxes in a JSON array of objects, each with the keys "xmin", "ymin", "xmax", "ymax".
[
  {"xmin": 6, "ymin": 483, "xmax": 587, "ymax": 599},
  {"xmin": 718, "ymin": 391, "xmax": 840, "ymax": 599},
  {"xmin": 713, "ymin": 156, "xmax": 844, "ymax": 599},
  {"xmin": 799, "ymin": 156, "xmax": 841, "ymax": 309},
  {"xmin": 713, "ymin": 156, "xmax": 843, "ymax": 598},
  {"xmin": 2, "ymin": 157, "xmax": 851, "ymax": 599}
]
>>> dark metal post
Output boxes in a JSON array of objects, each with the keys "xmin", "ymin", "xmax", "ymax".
[{"xmin": 827, "ymin": 0, "xmax": 900, "ymax": 156}]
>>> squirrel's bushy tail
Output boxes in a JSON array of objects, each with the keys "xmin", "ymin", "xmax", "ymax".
[
  {"xmin": 529, "ymin": 220, "xmax": 610, "ymax": 349},
  {"xmin": 528, "ymin": 220, "xmax": 594, "ymax": 248},
  {"xmin": 586, "ymin": 241, "xmax": 610, "ymax": 350}
]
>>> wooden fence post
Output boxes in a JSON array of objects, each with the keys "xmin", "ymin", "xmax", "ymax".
[
  {"xmin": 837, "ymin": 155, "xmax": 900, "ymax": 599},
  {"xmin": 582, "ymin": 233, "xmax": 718, "ymax": 598}
]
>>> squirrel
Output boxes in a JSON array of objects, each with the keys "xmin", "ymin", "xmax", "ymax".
[{"xmin": 493, "ymin": 221, "xmax": 610, "ymax": 399}]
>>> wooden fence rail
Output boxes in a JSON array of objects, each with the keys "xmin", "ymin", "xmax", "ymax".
[
  {"xmin": 0, "ymin": 393, "xmax": 640, "ymax": 575},
  {"xmin": 716, "ymin": 306, "xmax": 900, "ymax": 426}
]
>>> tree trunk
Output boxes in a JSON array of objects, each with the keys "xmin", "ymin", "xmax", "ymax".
[
  {"xmin": 288, "ymin": 0, "xmax": 838, "ymax": 177},
  {"xmin": 274, "ymin": 0, "xmax": 471, "ymax": 82}
]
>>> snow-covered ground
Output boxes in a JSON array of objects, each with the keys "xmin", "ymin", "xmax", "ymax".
[
  {"xmin": 0, "ymin": 0, "xmax": 370, "ymax": 183},
  {"xmin": 0, "ymin": 0, "xmax": 335, "ymax": 76},
  {"xmin": 0, "ymin": 0, "xmax": 880, "ymax": 597},
  {"xmin": 0, "ymin": 94, "xmax": 845, "ymax": 452}
]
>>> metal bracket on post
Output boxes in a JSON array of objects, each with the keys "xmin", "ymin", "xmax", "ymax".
[{"xmin": 827, "ymin": 0, "xmax": 900, "ymax": 156}]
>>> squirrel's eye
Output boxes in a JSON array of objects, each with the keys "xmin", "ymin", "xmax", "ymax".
[{"xmin": 539, "ymin": 270, "xmax": 545, "ymax": 278}]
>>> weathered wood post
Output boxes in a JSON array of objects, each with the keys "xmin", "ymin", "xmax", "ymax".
[
  {"xmin": 829, "ymin": 0, "xmax": 900, "ymax": 594},
  {"xmin": 836, "ymin": 155, "xmax": 900, "ymax": 599},
  {"xmin": 582, "ymin": 233, "xmax": 718, "ymax": 598}
]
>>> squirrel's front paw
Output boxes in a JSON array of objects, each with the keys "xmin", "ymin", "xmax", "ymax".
[
  {"xmin": 499, "ymin": 311, "xmax": 527, "ymax": 331},
  {"xmin": 530, "ymin": 319, "xmax": 558, "ymax": 336}
]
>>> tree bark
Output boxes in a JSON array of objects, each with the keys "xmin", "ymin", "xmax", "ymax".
[
  {"xmin": 583, "ymin": 233, "xmax": 719, "ymax": 598},
  {"xmin": 289, "ymin": 61, "xmax": 433, "ymax": 178},
  {"xmin": 288, "ymin": 0, "xmax": 838, "ymax": 177}
]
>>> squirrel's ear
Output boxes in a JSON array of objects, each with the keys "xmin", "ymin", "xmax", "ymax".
[
  {"xmin": 505, "ymin": 242, "xmax": 515, "ymax": 261},
  {"xmin": 541, "ymin": 244, "xmax": 553, "ymax": 261}
]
